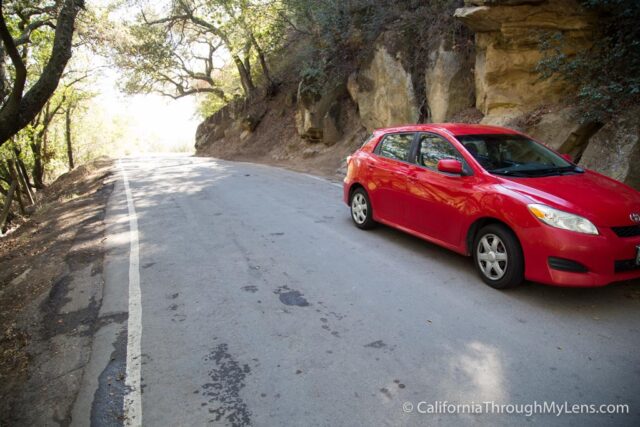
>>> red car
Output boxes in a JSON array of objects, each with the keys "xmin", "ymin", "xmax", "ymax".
[{"xmin": 343, "ymin": 124, "xmax": 640, "ymax": 288}]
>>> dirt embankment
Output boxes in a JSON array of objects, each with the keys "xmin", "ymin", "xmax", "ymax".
[
  {"xmin": 195, "ymin": 80, "xmax": 368, "ymax": 180},
  {"xmin": 0, "ymin": 158, "xmax": 115, "ymax": 425}
]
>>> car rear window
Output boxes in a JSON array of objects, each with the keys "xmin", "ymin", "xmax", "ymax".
[{"xmin": 377, "ymin": 133, "xmax": 414, "ymax": 162}]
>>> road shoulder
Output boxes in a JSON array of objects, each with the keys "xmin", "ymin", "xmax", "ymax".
[{"xmin": 0, "ymin": 159, "xmax": 116, "ymax": 425}]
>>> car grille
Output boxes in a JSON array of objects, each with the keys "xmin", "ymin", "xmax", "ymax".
[
  {"xmin": 612, "ymin": 225, "xmax": 640, "ymax": 238},
  {"xmin": 614, "ymin": 259, "xmax": 640, "ymax": 273}
]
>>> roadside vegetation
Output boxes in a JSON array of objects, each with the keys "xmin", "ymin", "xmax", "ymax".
[{"xmin": 537, "ymin": 0, "xmax": 640, "ymax": 123}]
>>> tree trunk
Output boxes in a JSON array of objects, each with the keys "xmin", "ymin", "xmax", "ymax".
[
  {"xmin": 12, "ymin": 146, "xmax": 35, "ymax": 191},
  {"xmin": 232, "ymin": 54, "xmax": 255, "ymax": 98},
  {"xmin": 250, "ymin": 32, "xmax": 273, "ymax": 86},
  {"xmin": 0, "ymin": 0, "xmax": 85, "ymax": 148},
  {"xmin": 31, "ymin": 140, "xmax": 45, "ymax": 189},
  {"xmin": 17, "ymin": 155, "xmax": 34, "ymax": 192},
  {"xmin": 0, "ymin": 46, "xmax": 6, "ymax": 102},
  {"xmin": 0, "ymin": 179, "xmax": 17, "ymax": 234},
  {"xmin": 13, "ymin": 156, "xmax": 34, "ymax": 205},
  {"xmin": 6, "ymin": 161, "xmax": 25, "ymax": 214},
  {"xmin": 66, "ymin": 108, "xmax": 74, "ymax": 170}
]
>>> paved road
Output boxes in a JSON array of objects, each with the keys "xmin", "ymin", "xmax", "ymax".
[{"xmin": 74, "ymin": 155, "xmax": 639, "ymax": 426}]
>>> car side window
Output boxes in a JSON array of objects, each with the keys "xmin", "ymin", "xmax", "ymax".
[
  {"xmin": 418, "ymin": 134, "xmax": 464, "ymax": 171},
  {"xmin": 377, "ymin": 133, "xmax": 414, "ymax": 162}
]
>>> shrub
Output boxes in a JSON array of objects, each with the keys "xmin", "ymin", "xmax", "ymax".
[{"xmin": 537, "ymin": 0, "xmax": 640, "ymax": 123}]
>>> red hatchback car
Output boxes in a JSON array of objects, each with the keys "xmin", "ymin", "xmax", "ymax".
[{"xmin": 343, "ymin": 124, "xmax": 640, "ymax": 288}]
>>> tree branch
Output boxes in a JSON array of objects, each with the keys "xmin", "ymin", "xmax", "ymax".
[
  {"xmin": 0, "ymin": 0, "xmax": 85, "ymax": 147},
  {"xmin": 15, "ymin": 19, "xmax": 56, "ymax": 46},
  {"xmin": 0, "ymin": 0, "xmax": 28, "ymax": 110}
]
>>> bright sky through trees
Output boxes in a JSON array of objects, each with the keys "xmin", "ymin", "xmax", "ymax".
[
  {"xmin": 92, "ymin": 65, "xmax": 200, "ymax": 154},
  {"xmin": 86, "ymin": 0, "xmax": 203, "ymax": 155}
]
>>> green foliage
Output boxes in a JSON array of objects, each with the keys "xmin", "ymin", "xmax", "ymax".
[
  {"xmin": 282, "ymin": 0, "xmax": 467, "ymax": 70},
  {"xmin": 197, "ymin": 92, "xmax": 234, "ymax": 118},
  {"xmin": 281, "ymin": 0, "xmax": 469, "ymax": 117},
  {"xmin": 297, "ymin": 62, "xmax": 325, "ymax": 104},
  {"xmin": 112, "ymin": 0, "xmax": 287, "ymax": 111},
  {"xmin": 536, "ymin": 0, "xmax": 640, "ymax": 123}
]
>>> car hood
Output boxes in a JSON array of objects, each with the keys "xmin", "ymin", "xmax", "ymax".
[{"xmin": 497, "ymin": 171, "xmax": 640, "ymax": 227}]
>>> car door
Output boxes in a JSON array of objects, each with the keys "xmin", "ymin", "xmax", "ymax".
[
  {"xmin": 367, "ymin": 133, "xmax": 416, "ymax": 227},
  {"xmin": 405, "ymin": 133, "xmax": 477, "ymax": 246}
]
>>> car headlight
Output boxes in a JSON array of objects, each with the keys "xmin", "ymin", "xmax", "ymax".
[{"xmin": 528, "ymin": 204, "xmax": 598, "ymax": 235}]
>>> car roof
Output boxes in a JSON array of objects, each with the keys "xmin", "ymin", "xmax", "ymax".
[{"xmin": 373, "ymin": 123, "xmax": 520, "ymax": 137}]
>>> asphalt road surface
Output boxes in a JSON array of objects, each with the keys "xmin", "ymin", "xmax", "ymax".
[{"xmin": 72, "ymin": 155, "xmax": 640, "ymax": 426}]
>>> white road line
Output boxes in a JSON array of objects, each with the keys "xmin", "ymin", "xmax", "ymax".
[{"xmin": 119, "ymin": 160, "xmax": 143, "ymax": 426}]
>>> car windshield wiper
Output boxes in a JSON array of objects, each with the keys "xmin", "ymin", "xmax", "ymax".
[
  {"xmin": 523, "ymin": 166, "xmax": 583, "ymax": 176},
  {"xmin": 490, "ymin": 170, "xmax": 531, "ymax": 177},
  {"xmin": 491, "ymin": 165, "xmax": 583, "ymax": 177}
]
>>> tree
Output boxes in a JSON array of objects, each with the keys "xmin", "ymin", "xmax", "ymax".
[
  {"xmin": 116, "ymin": 0, "xmax": 282, "ymax": 103},
  {"xmin": 30, "ymin": 96, "xmax": 65, "ymax": 188},
  {"xmin": 0, "ymin": 0, "xmax": 85, "ymax": 148},
  {"xmin": 156, "ymin": 0, "xmax": 259, "ymax": 97},
  {"xmin": 115, "ymin": 19, "xmax": 228, "ymax": 100},
  {"xmin": 61, "ymin": 83, "xmax": 93, "ymax": 170}
]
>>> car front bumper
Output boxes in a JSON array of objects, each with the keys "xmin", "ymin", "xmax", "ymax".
[{"xmin": 519, "ymin": 224, "xmax": 640, "ymax": 287}]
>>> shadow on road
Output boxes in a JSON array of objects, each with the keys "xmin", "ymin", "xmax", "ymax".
[{"xmin": 356, "ymin": 219, "xmax": 640, "ymax": 317}]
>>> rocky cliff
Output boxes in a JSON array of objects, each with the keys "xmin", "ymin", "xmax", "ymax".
[{"xmin": 195, "ymin": 0, "xmax": 639, "ymax": 190}]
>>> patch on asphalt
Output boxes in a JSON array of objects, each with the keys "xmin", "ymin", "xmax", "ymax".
[
  {"xmin": 274, "ymin": 286, "xmax": 310, "ymax": 307},
  {"xmin": 364, "ymin": 340, "xmax": 386, "ymax": 349},
  {"xmin": 41, "ymin": 274, "xmax": 100, "ymax": 339},
  {"xmin": 91, "ymin": 329, "xmax": 127, "ymax": 426},
  {"xmin": 201, "ymin": 343, "xmax": 252, "ymax": 426}
]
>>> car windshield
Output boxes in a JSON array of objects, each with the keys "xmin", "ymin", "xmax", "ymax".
[{"xmin": 456, "ymin": 134, "xmax": 581, "ymax": 177}]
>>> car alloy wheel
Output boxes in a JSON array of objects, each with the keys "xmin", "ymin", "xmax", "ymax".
[
  {"xmin": 473, "ymin": 224, "xmax": 524, "ymax": 289},
  {"xmin": 351, "ymin": 193, "xmax": 368, "ymax": 225},
  {"xmin": 350, "ymin": 188, "xmax": 375, "ymax": 229},
  {"xmin": 476, "ymin": 233, "xmax": 508, "ymax": 280}
]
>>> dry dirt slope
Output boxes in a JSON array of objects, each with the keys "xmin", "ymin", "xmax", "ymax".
[{"xmin": 0, "ymin": 158, "xmax": 116, "ymax": 425}]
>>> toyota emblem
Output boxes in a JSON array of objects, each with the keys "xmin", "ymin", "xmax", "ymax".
[{"xmin": 631, "ymin": 213, "xmax": 640, "ymax": 223}]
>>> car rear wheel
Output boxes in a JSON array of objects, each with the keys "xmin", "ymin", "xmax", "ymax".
[
  {"xmin": 350, "ymin": 188, "xmax": 376, "ymax": 229},
  {"xmin": 473, "ymin": 224, "xmax": 524, "ymax": 289}
]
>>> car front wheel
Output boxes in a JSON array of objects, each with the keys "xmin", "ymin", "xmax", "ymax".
[
  {"xmin": 473, "ymin": 224, "xmax": 524, "ymax": 289},
  {"xmin": 350, "ymin": 188, "xmax": 376, "ymax": 229}
]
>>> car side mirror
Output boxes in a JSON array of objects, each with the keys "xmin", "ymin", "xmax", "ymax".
[
  {"xmin": 437, "ymin": 159, "xmax": 464, "ymax": 175},
  {"xmin": 561, "ymin": 153, "xmax": 573, "ymax": 162}
]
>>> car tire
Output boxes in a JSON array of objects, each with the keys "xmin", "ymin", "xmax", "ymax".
[
  {"xmin": 473, "ymin": 224, "xmax": 524, "ymax": 289},
  {"xmin": 350, "ymin": 187, "xmax": 376, "ymax": 230}
]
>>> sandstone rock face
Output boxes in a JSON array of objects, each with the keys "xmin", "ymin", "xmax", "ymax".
[
  {"xmin": 195, "ymin": 106, "xmax": 234, "ymax": 149},
  {"xmin": 295, "ymin": 81, "xmax": 345, "ymax": 144},
  {"xmin": 580, "ymin": 108, "xmax": 640, "ymax": 190},
  {"xmin": 519, "ymin": 106, "xmax": 601, "ymax": 159},
  {"xmin": 347, "ymin": 45, "xmax": 419, "ymax": 131},
  {"xmin": 322, "ymin": 103, "xmax": 342, "ymax": 146},
  {"xmin": 455, "ymin": 0, "xmax": 595, "ymax": 124},
  {"xmin": 295, "ymin": 107, "xmax": 322, "ymax": 142},
  {"xmin": 195, "ymin": 98, "xmax": 263, "ymax": 149},
  {"xmin": 426, "ymin": 40, "xmax": 475, "ymax": 123}
]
